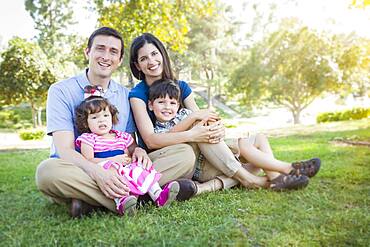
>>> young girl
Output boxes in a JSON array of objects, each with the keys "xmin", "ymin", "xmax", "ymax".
[
  {"xmin": 75, "ymin": 87, "xmax": 179, "ymax": 215},
  {"xmin": 147, "ymin": 79, "xmax": 321, "ymax": 191}
]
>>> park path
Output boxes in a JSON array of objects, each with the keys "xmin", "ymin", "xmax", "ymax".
[{"xmin": 0, "ymin": 132, "xmax": 50, "ymax": 151}]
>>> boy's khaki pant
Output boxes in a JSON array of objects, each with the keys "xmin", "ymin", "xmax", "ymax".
[
  {"xmin": 194, "ymin": 134, "xmax": 257, "ymax": 189},
  {"xmin": 35, "ymin": 144, "xmax": 196, "ymax": 212}
]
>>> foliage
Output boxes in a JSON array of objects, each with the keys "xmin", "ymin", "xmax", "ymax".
[
  {"xmin": 228, "ymin": 45, "xmax": 268, "ymax": 109},
  {"xmin": 25, "ymin": 0, "xmax": 75, "ymax": 59},
  {"xmin": 229, "ymin": 19, "xmax": 342, "ymax": 124},
  {"xmin": 187, "ymin": 1, "xmax": 239, "ymax": 107},
  {"xmin": 94, "ymin": 0, "xmax": 216, "ymax": 82},
  {"xmin": 317, "ymin": 107, "xmax": 370, "ymax": 123},
  {"xmin": 194, "ymin": 94, "xmax": 230, "ymax": 119},
  {"xmin": 332, "ymin": 35, "xmax": 370, "ymax": 97},
  {"xmin": 352, "ymin": 0, "xmax": 370, "ymax": 8},
  {"xmin": 0, "ymin": 37, "xmax": 56, "ymax": 127},
  {"xmin": 1, "ymin": 120, "xmax": 369, "ymax": 246},
  {"xmin": 95, "ymin": 0, "xmax": 215, "ymax": 52},
  {"xmin": 0, "ymin": 106, "xmax": 46, "ymax": 129},
  {"xmin": 0, "ymin": 111, "xmax": 21, "ymax": 128},
  {"xmin": 18, "ymin": 129, "xmax": 45, "ymax": 140},
  {"xmin": 68, "ymin": 34, "xmax": 88, "ymax": 70}
]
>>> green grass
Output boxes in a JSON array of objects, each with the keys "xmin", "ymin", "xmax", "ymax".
[{"xmin": 0, "ymin": 120, "xmax": 369, "ymax": 246}]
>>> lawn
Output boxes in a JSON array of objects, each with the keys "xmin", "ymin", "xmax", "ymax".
[{"xmin": 0, "ymin": 120, "xmax": 369, "ymax": 246}]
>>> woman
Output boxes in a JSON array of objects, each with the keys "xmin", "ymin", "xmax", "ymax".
[{"xmin": 128, "ymin": 33, "xmax": 319, "ymax": 193}]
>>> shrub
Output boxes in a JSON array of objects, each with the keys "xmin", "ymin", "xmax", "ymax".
[
  {"xmin": 317, "ymin": 107, "xmax": 370, "ymax": 123},
  {"xmin": 0, "ymin": 106, "xmax": 46, "ymax": 129},
  {"xmin": 0, "ymin": 111, "xmax": 21, "ymax": 128},
  {"xmin": 18, "ymin": 129, "xmax": 45, "ymax": 140}
]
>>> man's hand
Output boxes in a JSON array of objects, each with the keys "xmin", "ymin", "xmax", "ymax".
[
  {"xmin": 131, "ymin": 147, "xmax": 152, "ymax": 170},
  {"xmin": 90, "ymin": 165, "xmax": 130, "ymax": 199}
]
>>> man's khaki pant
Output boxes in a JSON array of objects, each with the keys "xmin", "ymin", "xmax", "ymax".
[{"xmin": 35, "ymin": 144, "xmax": 195, "ymax": 212}]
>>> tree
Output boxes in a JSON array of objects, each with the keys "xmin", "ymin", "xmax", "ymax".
[
  {"xmin": 333, "ymin": 35, "xmax": 370, "ymax": 98},
  {"xmin": 0, "ymin": 38, "xmax": 56, "ymax": 127},
  {"xmin": 94, "ymin": 0, "xmax": 216, "ymax": 85},
  {"xmin": 352, "ymin": 0, "xmax": 370, "ymax": 8},
  {"xmin": 229, "ymin": 20, "xmax": 341, "ymax": 124},
  {"xmin": 187, "ymin": 2, "xmax": 239, "ymax": 108},
  {"xmin": 25, "ymin": 0, "xmax": 75, "ymax": 60},
  {"xmin": 69, "ymin": 34, "xmax": 88, "ymax": 70}
]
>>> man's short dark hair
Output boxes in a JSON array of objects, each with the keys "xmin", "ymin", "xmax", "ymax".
[{"xmin": 87, "ymin": 27, "xmax": 124, "ymax": 60}]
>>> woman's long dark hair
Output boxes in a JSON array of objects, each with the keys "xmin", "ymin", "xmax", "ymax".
[{"xmin": 129, "ymin": 33, "xmax": 176, "ymax": 82}]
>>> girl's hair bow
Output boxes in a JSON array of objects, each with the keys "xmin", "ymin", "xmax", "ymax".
[{"xmin": 83, "ymin": 85, "xmax": 104, "ymax": 99}]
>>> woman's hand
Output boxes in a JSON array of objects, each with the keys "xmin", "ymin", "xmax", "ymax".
[
  {"xmin": 208, "ymin": 120, "xmax": 225, "ymax": 143},
  {"xmin": 90, "ymin": 165, "xmax": 130, "ymax": 199},
  {"xmin": 189, "ymin": 119, "xmax": 223, "ymax": 143},
  {"xmin": 131, "ymin": 147, "xmax": 153, "ymax": 170},
  {"xmin": 192, "ymin": 109, "xmax": 220, "ymax": 122}
]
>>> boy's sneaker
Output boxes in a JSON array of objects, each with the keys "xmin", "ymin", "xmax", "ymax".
[
  {"xmin": 116, "ymin": 196, "xmax": 137, "ymax": 216},
  {"xmin": 155, "ymin": 181, "xmax": 180, "ymax": 207}
]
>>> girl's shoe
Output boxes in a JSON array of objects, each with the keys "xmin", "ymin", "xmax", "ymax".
[
  {"xmin": 290, "ymin": 158, "xmax": 321, "ymax": 178},
  {"xmin": 116, "ymin": 196, "xmax": 137, "ymax": 216},
  {"xmin": 155, "ymin": 181, "xmax": 180, "ymax": 207},
  {"xmin": 270, "ymin": 174, "xmax": 309, "ymax": 191}
]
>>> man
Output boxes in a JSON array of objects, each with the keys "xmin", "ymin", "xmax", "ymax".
[{"xmin": 36, "ymin": 27, "xmax": 197, "ymax": 218}]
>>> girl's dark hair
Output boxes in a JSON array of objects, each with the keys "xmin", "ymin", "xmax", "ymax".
[
  {"xmin": 148, "ymin": 79, "xmax": 181, "ymax": 103},
  {"xmin": 87, "ymin": 27, "xmax": 124, "ymax": 60},
  {"xmin": 75, "ymin": 96, "xmax": 119, "ymax": 134},
  {"xmin": 129, "ymin": 33, "xmax": 175, "ymax": 81}
]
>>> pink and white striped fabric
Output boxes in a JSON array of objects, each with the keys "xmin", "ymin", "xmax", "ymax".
[
  {"xmin": 102, "ymin": 161, "xmax": 161, "ymax": 195},
  {"xmin": 75, "ymin": 130, "xmax": 133, "ymax": 153}
]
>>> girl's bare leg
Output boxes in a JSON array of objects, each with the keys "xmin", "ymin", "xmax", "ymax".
[
  {"xmin": 239, "ymin": 134, "xmax": 292, "ymax": 180},
  {"xmin": 253, "ymin": 134, "xmax": 281, "ymax": 180},
  {"xmin": 233, "ymin": 168, "xmax": 269, "ymax": 188}
]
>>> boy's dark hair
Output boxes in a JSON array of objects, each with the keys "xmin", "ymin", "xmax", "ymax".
[
  {"xmin": 87, "ymin": 27, "xmax": 124, "ymax": 60},
  {"xmin": 75, "ymin": 96, "xmax": 119, "ymax": 134},
  {"xmin": 130, "ymin": 33, "xmax": 175, "ymax": 81},
  {"xmin": 148, "ymin": 79, "xmax": 181, "ymax": 103}
]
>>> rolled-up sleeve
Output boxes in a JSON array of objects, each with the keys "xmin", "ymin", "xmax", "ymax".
[{"xmin": 46, "ymin": 84, "xmax": 74, "ymax": 136}]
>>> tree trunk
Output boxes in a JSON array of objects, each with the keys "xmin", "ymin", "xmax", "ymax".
[
  {"xmin": 31, "ymin": 104, "xmax": 37, "ymax": 128},
  {"xmin": 174, "ymin": 67, "xmax": 180, "ymax": 79},
  {"xmin": 128, "ymin": 72, "xmax": 134, "ymax": 88},
  {"xmin": 37, "ymin": 107, "xmax": 43, "ymax": 127},
  {"xmin": 292, "ymin": 109, "xmax": 301, "ymax": 124},
  {"xmin": 204, "ymin": 69, "xmax": 214, "ymax": 109},
  {"xmin": 207, "ymin": 83, "xmax": 212, "ymax": 109}
]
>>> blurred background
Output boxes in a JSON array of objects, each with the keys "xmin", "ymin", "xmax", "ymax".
[{"xmin": 0, "ymin": 0, "xmax": 369, "ymax": 139}]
